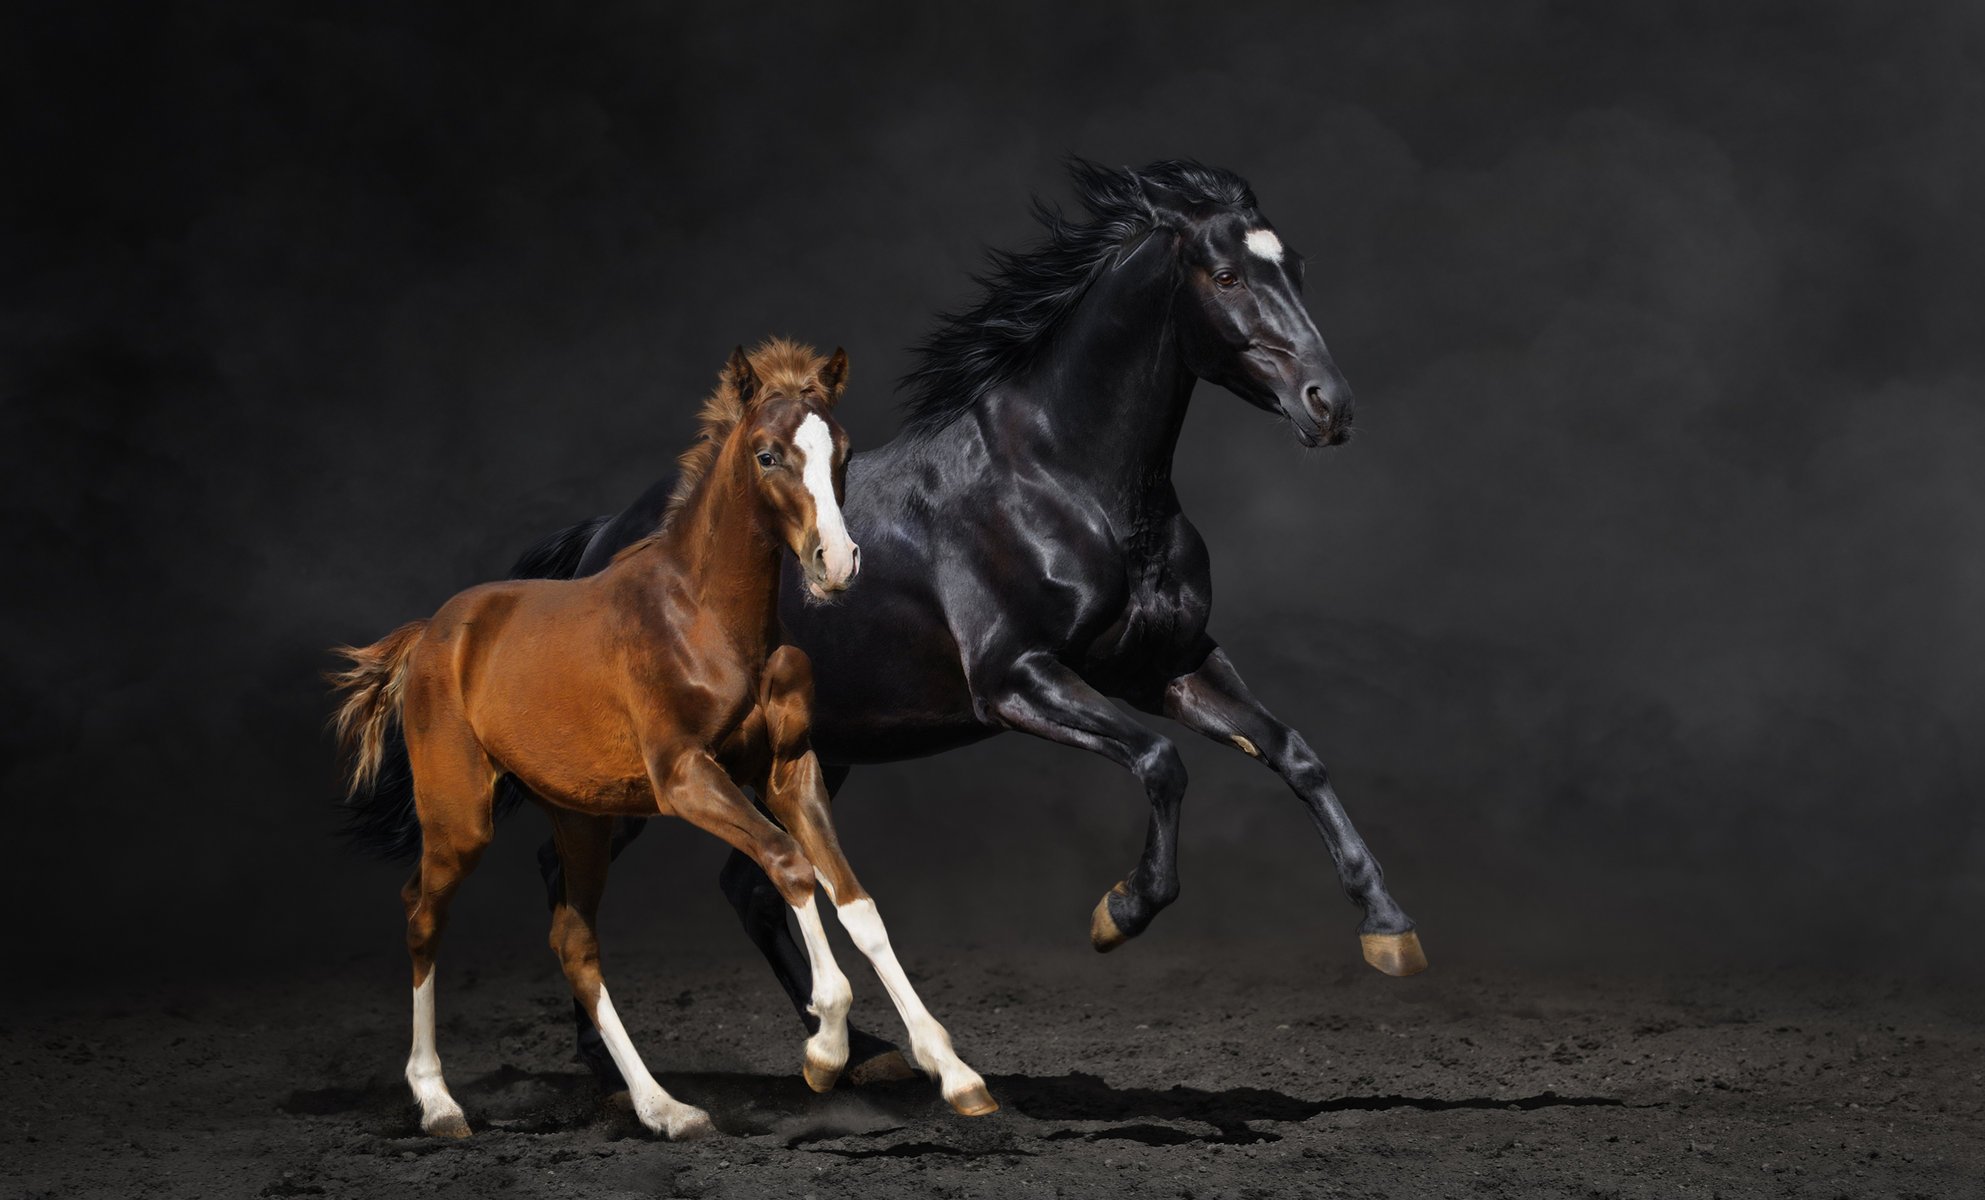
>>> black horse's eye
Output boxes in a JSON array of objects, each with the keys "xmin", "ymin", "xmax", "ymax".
[
  {"xmin": 1213, "ymin": 268, "xmax": 1240, "ymax": 289},
  {"xmin": 756, "ymin": 450, "xmax": 778, "ymax": 469}
]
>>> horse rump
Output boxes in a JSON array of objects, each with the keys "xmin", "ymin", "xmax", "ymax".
[{"xmin": 328, "ymin": 516, "xmax": 610, "ymax": 861}]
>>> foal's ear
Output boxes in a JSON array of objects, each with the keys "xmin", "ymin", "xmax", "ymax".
[
  {"xmin": 724, "ymin": 345, "xmax": 759, "ymax": 404},
  {"xmin": 816, "ymin": 347, "xmax": 850, "ymax": 406}
]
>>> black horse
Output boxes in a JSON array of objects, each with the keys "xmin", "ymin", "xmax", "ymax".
[{"xmin": 351, "ymin": 159, "xmax": 1424, "ymax": 1082}]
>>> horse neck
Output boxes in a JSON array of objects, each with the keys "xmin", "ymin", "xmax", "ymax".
[
  {"xmin": 980, "ymin": 243, "xmax": 1194, "ymax": 500},
  {"xmin": 653, "ymin": 434, "xmax": 782, "ymax": 653}
]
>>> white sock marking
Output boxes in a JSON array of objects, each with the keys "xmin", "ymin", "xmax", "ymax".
[
  {"xmin": 794, "ymin": 413, "xmax": 857, "ymax": 586},
  {"xmin": 834, "ymin": 898, "xmax": 986, "ymax": 1103},
  {"xmin": 1245, "ymin": 228, "xmax": 1284, "ymax": 262},
  {"xmin": 406, "ymin": 972, "xmax": 465, "ymax": 1133},
  {"xmin": 592, "ymin": 983, "xmax": 709, "ymax": 1137},
  {"xmin": 792, "ymin": 896, "xmax": 853, "ymax": 1072}
]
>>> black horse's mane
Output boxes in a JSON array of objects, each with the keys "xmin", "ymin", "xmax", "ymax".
[{"xmin": 897, "ymin": 158, "xmax": 1257, "ymax": 436}]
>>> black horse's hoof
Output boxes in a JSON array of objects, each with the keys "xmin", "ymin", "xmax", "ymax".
[
  {"xmin": 1360, "ymin": 930, "xmax": 1428, "ymax": 977},
  {"xmin": 849, "ymin": 1048, "xmax": 916, "ymax": 1085},
  {"xmin": 1090, "ymin": 881, "xmax": 1136, "ymax": 952},
  {"xmin": 846, "ymin": 1026, "xmax": 915, "ymax": 1085}
]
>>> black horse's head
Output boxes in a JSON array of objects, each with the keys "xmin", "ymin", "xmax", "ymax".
[
  {"xmin": 1134, "ymin": 164, "xmax": 1354, "ymax": 447},
  {"xmin": 898, "ymin": 158, "xmax": 1357, "ymax": 449}
]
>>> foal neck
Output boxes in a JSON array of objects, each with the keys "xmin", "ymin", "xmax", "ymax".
[{"xmin": 651, "ymin": 432, "xmax": 784, "ymax": 651}]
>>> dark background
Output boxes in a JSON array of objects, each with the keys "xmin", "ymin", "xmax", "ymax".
[{"xmin": 3, "ymin": 1, "xmax": 1980, "ymax": 992}]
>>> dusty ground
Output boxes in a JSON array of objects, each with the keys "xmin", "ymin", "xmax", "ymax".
[{"xmin": 5, "ymin": 943, "xmax": 1981, "ymax": 1200}]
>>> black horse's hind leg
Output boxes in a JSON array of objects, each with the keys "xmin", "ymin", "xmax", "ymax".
[
  {"xmin": 985, "ymin": 652, "xmax": 1188, "ymax": 951},
  {"xmin": 712, "ymin": 765, "xmax": 913, "ymax": 1084},
  {"xmin": 1155, "ymin": 645, "xmax": 1425, "ymax": 976},
  {"xmin": 538, "ymin": 817, "xmax": 649, "ymax": 1088}
]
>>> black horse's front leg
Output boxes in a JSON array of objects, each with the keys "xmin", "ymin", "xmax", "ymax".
[
  {"xmin": 1155, "ymin": 646, "xmax": 1426, "ymax": 976},
  {"xmin": 986, "ymin": 652, "xmax": 1189, "ymax": 950}
]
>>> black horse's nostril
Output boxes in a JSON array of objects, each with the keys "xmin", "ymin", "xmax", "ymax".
[
  {"xmin": 1305, "ymin": 384, "xmax": 1332, "ymax": 423},
  {"xmin": 1306, "ymin": 382, "xmax": 1354, "ymax": 433},
  {"xmin": 851, "ymin": 544, "xmax": 862, "ymax": 575}
]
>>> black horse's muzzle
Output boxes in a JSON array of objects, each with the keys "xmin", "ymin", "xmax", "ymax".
[
  {"xmin": 1284, "ymin": 374, "xmax": 1354, "ymax": 448},
  {"xmin": 1300, "ymin": 378, "xmax": 1354, "ymax": 446}
]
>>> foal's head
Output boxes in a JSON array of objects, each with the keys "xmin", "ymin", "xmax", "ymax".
[{"xmin": 719, "ymin": 342, "xmax": 859, "ymax": 600}]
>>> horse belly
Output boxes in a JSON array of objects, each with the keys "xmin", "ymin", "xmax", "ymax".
[
  {"xmin": 483, "ymin": 704, "xmax": 655, "ymax": 816},
  {"xmin": 463, "ymin": 629, "xmax": 656, "ymax": 814}
]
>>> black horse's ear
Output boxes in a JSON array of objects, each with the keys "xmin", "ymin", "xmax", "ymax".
[
  {"xmin": 724, "ymin": 345, "xmax": 759, "ymax": 404},
  {"xmin": 817, "ymin": 347, "xmax": 850, "ymax": 406},
  {"xmin": 1130, "ymin": 170, "xmax": 1194, "ymax": 225}
]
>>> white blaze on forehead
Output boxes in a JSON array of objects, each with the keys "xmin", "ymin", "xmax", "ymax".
[
  {"xmin": 1245, "ymin": 228, "xmax": 1284, "ymax": 262},
  {"xmin": 794, "ymin": 412, "xmax": 855, "ymax": 579}
]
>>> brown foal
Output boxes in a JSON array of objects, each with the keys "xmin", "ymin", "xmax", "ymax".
[{"xmin": 330, "ymin": 340, "xmax": 994, "ymax": 1139}]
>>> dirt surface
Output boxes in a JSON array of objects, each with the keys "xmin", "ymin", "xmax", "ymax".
[{"xmin": 5, "ymin": 944, "xmax": 1981, "ymax": 1199}]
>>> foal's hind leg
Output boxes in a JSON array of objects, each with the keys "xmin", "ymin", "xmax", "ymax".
[
  {"xmin": 400, "ymin": 721, "xmax": 497, "ymax": 1138},
  {"xmin": 538, "ymin": 814, "xmax": 647, "ymax": 1089},
  {"xmin": 544, "ymin": 809, "xmax": 713, "ymax": 1139}
]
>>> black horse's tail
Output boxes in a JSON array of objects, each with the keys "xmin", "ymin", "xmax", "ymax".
[{"xmin": 335, "ymin": 515, "xmax": 613, "ymax": 862}]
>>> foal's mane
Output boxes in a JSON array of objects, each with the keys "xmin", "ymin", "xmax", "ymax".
[{"xmin": 898, "ymin": 158, "xmax": 1257, "ymax": 437}]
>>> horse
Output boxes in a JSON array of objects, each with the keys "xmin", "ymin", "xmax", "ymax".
[
  {"xmin": 353, "ymin": 158, "xmax": 1428, "ymax": 1085},
  {"xmin": 329, "ymin": 341, "xmax": 996, "ymax": 1139}
]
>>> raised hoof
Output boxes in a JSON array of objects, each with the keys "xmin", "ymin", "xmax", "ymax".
[
  {"xmin": 945, "ymin": 1082, "xmax": 999, "ymax": 1118},
  {"xmin": 1360, "ymin": 930, "xmax": 1428, "ymax": 977},
  {"xmin": 847, "ymin": 1048, "xmax": 917, "ymax": 1086},
  {"xmin": 803, "ymin": 1052, "xmax": 844, "ymax": 1094},
  {"xmin": 1089, "ymin": 882, "xmax": 1132, "ymax": 953},
  {"xmin": 423, "ymin": 1109, "xmax": 472, "ymax": 1139}
]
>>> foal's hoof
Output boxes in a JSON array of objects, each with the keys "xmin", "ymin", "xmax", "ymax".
[
  {"xmin": 1089, "ymin": 882, "xmax": 1133, "ymax": 952},
  {"xmin": 423, "ymin": 1109, "xmax": 472, "ymax": 1139},
  {"xmin": 803, "ymin": 1051, "xmax": 845, "ymax": 1094},
  {"xmin": 848, "ymin": 1048, "xmax": 917, "ymax": 1086},
  {"xmin": 945, "ymin": 1081, "xmax": 1000, "ymax": 1118},
  {"xmin": 665, "ymin": 1108, "xmax": 717, "ymax": 1141},
  {"xmin": 1360, "ymin": 930, "xmax": 1428, "ymax": 977}
]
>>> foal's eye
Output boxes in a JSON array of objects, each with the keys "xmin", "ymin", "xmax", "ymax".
[
  {"xmin": 756, "ymin": 450, "xmax": 778, "ymax": 469},
  {"xmin": 1213, "ymin": 268, "xmax": 1240, "ymax": 289}
]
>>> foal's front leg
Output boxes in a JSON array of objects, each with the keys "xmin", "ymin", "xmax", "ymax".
[
  {"xmin": 659, "ymin": 750, "xmax": 857, "ymax": 1094},
  {"xmin": 757, "ymin": 648, "xmax": 995, "ymax": 1116},
  {"xmin": 1154, "ymin": 645, "xmax": 1426, "ymax": 976}
]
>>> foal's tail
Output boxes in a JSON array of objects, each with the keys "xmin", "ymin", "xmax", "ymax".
[{"xmin": 328, "ymin": 620, "xmax": 429, "ymax": 858}]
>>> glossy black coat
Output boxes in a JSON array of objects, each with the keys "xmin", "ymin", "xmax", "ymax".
[{"xmin": 539, "ymin": 163, "xmax": 1416, "ymax": 1066}]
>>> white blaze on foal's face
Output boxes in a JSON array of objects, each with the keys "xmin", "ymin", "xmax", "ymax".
[
  {"xmin": 794, "ymin": 412, "xmax": 857, "ymax": 591},
  {"xmin": 1245, "ymin": 228, "xmax": 1284, "ymax": 263}
]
